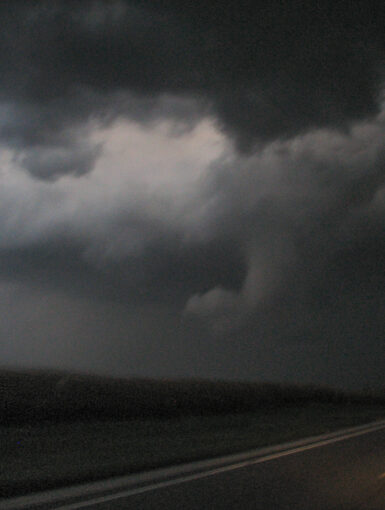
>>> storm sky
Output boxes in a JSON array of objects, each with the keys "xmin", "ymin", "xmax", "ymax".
[{"xmin": 1, "ymin": 0, "xmax": 385, "ymax": 389}]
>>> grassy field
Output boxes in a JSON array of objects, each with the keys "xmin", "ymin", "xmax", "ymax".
[
  {"xmin": 1, "ymin": 403, "xmax": 384, "ymax": 498},
  {"xmin": 0, "ymin": 369, "xmax": 384, "ymax": 498}
]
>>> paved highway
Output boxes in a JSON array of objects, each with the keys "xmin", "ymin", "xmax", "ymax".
[{"xmin": 3, "ymin": 420, "xmax": 385, "ymax": 509}]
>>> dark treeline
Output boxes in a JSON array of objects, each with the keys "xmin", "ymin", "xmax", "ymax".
[{"xmin": 0, "ymin": 369, "xmax": 384, "ymax": 425}]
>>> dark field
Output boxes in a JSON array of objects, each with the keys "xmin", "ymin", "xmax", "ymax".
[{"xmin": 0, "ymin": 369, "xmax": 384, "ymax": 498}]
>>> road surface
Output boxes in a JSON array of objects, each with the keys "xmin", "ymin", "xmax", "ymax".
[{"xmin": 3, "ymin": 419, "xmax": 385, "ymax": 509}]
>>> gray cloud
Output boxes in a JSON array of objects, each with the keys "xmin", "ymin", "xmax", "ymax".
[
  {"xmin": 16, "ymin": 142, "xmax": 101, "ymax": 180},
  {"xmin": 1, "ymin": 1, "xmax": 385, "ymax": 388},
  {"xmin": 2, "ymin": 112, "xmax": 385, "ymax": 347},
  {"xmin": 185, "ymin": 113, "xmax": 385, "ymax": 348}
]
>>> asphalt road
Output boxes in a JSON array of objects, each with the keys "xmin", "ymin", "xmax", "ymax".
[{"xmin": 3, "ymin": 420, "xmax": 385, "ymax": 509}]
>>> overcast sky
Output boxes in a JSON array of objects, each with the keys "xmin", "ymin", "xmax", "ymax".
[{"xmin": 1, "ymin": 1, "xmax": 385, "ymax": 389}]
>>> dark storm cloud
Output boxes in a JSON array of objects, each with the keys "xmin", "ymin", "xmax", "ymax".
[
  {"xmin": 177, "ymin": 113, "xmax": 385, "ymax": 388},
  {"xmin": 0, "ymin": 230, "xmax": 246, "ymax": 307},
  {"xmin": 0, "ymin": 0, "xmax": 384, "ymax": 178},
  {"xmin": 1, "ymin": 1, "xmax": 385, "ymax": 387}
]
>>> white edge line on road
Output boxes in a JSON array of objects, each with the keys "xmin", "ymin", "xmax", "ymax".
[{"xmin": 52, "ymin": 419, "xmax": 385, "ymax": 510}]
